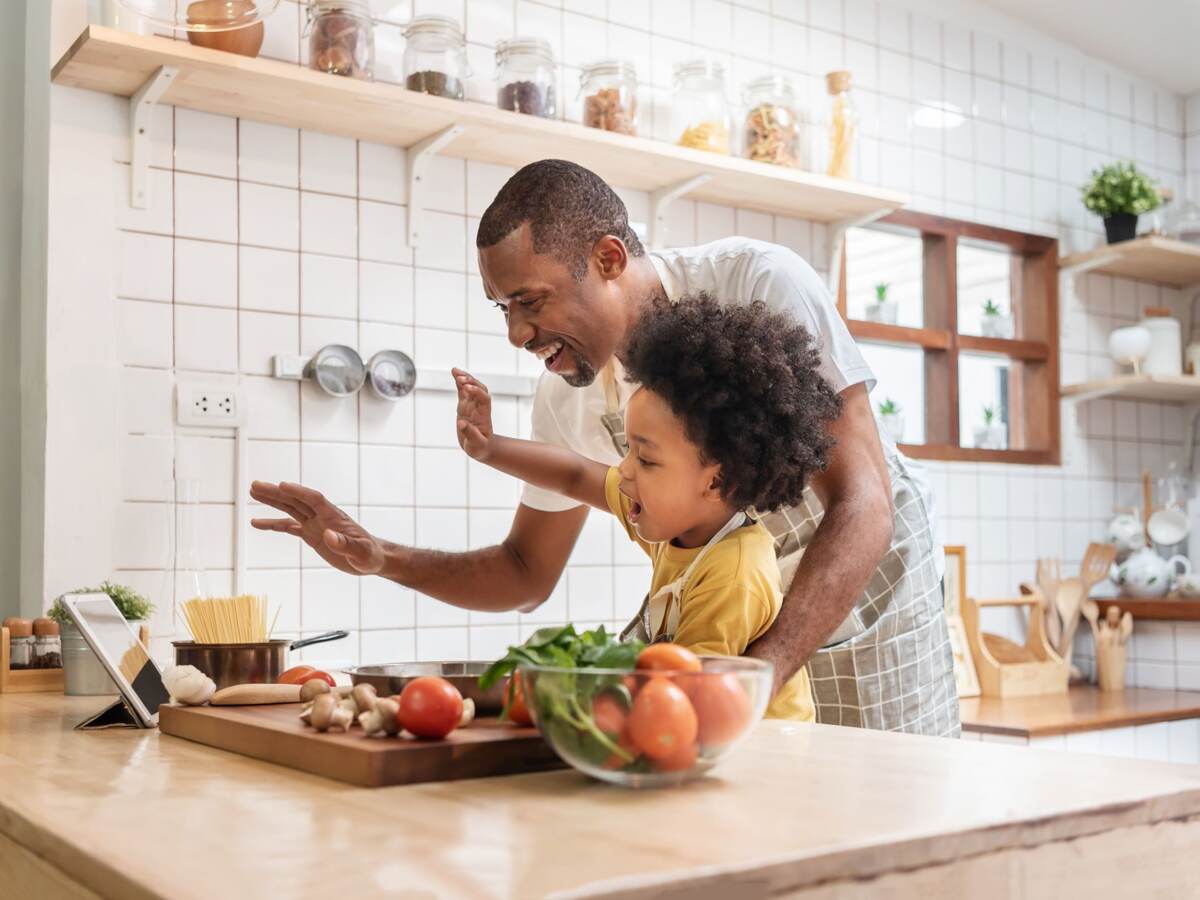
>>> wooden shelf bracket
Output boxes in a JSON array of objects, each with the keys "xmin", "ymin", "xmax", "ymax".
[
  {"xmin": 129, "ymin": 65, "xmax": 176, "ymax": 209},
  {"xmin": 827, "ymin": 208, "xmax": 892, "ymax": 297},
  {"xmin": 648, "ymin": 174, "xmax": 711, "ymax": 249},
  {"xmin": 406, "ymin": 123, "xmax": 465, "ymax": 248}
]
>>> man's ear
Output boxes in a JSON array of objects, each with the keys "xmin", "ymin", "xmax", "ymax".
[{"xmin": 593, "ymin": 235, "xmax": 630, "ymax": 280}]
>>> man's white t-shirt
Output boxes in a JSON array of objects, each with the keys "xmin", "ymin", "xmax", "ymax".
[{"xmin": 520, "ymin": 237, "xmax": 881, "ymax": 513}]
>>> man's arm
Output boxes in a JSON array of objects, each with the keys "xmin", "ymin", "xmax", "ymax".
[{"xmin": 746, "ymin": 383, "xmax": 894, "ymax": 692}]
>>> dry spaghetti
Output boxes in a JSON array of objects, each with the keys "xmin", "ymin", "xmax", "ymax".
[{"xmin": 180, "ymin": 595, "xmax": 277, "ymax": 644}]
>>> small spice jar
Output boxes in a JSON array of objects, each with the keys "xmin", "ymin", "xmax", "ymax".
[
  {"xmin": 673, "ymin": 59, "xmax": 731, "ymax": 155},
  {"xmin": 580, "ymin": 60, "xmax": 638, "ymax": 136},
  {"xmin": 4, "ymin": 618, "xmax": 34, "ymax": 670},
  {"xmin": 825, "ymin": 70, "xmax": 858, "ymax": 179},
  {"xmin": 306, "ymin": 0, "xmax": 374, "ymax": 80},
  {"xmin": 403, "ymin": 14, "xmax": 466, "ymax": 100},
  {"xmin": 32, "ymin": 618, "xmax": 62, "ymax": 669},
  {"xmin": 496, "ymin": 38, "xmax": 557, "ymax": 118},
  {"xmin": 743, "ymin": 75, "xmax": 801, "ymax": 167}
]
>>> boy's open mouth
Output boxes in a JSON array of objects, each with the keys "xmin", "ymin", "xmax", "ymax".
[{"xmin": 629, "ymin": 499, "xmax": 643, "ymax": 522}]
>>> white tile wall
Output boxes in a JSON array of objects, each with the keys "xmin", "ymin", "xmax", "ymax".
[{"xmin": 58, "ymin": 0, "xmax": 1200, "ymax": 677}]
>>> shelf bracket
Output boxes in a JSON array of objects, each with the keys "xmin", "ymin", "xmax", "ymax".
[
  {"xmin": 648, "ymin": 174, "xmax": 711, "ymax": 249},
  {"xmin": 406, "ymin": 124, "xmax": 465, "ymax": 248},
  {"xmin": 827, "ymin": 209, "xmax": 892, "ymax": 298},
  {"xmin": 128, "ymin": 65, "xmax": 177, "ymax": 209},
  {"xmin": 1186, "ymin": 403, "xmax": 1200, "ymax": 476}
]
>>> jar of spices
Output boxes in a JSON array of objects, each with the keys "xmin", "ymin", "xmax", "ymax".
[
  {"xmin": 32, "ymin": 618, "xmax": 62, "ymax": 670},
  {"xmin": 743, "ymin": 75, "xmax": 801, "ymax": 167},
  {"xmin": 306, "ymin": 0, "xmax": 374, "ymax": 80},
  {"xmin": 673, "ymin": 59, "xmax": 731, "ymax": 155},
  {"xmin": 825, "ymin": 70, "xmax": 858, "ymax": 179},
  {"xmin": 496, "ymin": 38, "xmax": 557, "ymax": 118},
  {"xmin": 5, "ymin": 618, "xmax": 34, "ymax": 670},
  {"xmin": 580, "ymin": 60, "xmax": 638, "ymax": 136},
  {"xmin": 403, "ymin": 14, "xmax": 466, "ymax": 100}
]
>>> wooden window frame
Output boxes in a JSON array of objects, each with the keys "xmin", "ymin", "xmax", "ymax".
[{"xmin": 837, "ymin": 210, "xmax": 1060, "ymax": 465}]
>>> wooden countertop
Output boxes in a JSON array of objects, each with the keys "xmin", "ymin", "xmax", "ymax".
[
  {"xmin": 961, "ymin": 687, "xmax": 1200, "ymax": 738},
  {"xmin": 4, "ymin": 695, "xmax": 1200, "ymax": 899}
]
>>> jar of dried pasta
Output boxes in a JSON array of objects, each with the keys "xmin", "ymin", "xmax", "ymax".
[
  {"xmin": 825, "ymin": 70, "xmax": 858, "ymax": 179},
  {"xmin": 743, "ymin": 75, "xmax": 801, "ymax": 167},
  {"xmin": 672, "ymin": 59, "xmax": 730, "ymax": 155},
  {"xmin": 306, "ymin": 0, "xmax": 374, "ymax": 81},
  {"xmin": 580, "ymin": 60, "xmax": 638, "ymax": 136}
]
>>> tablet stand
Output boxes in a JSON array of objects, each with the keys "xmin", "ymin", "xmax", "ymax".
[{"xmin": 75, "ymin": 696, "xmax": 146, "ymax": 730}]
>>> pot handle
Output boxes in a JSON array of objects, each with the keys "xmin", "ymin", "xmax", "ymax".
[{"xmin": 289, "ymin": 630, "xmax": 349, "ymax": 651}]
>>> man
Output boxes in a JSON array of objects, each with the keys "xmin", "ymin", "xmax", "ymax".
[{"xmin": 252, "ymin": 160, "xmax": 959, "ymax": 736}]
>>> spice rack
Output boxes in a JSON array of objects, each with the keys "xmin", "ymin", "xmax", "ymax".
[
  {"xmin": 51, "ymin": 27, "xmax": 906, "ymax": 255},
  {"xmin": 0, "ymin": 626, "xmax": 64, "ymax": 694}
]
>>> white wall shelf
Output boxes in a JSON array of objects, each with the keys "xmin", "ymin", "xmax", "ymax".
[
  {"xmin": 1060, "ymin": 236, "xmax": 1200, "ymax": 288},
  {"xmin": 1060, "ymin": 374, "xmax": 1200, "ymax": 404},
  {"xmin": 51, "ymin": 27, "xmax": 907, "ymax": 238}
]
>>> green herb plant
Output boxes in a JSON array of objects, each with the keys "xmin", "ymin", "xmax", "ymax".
[
  {"xmin": 874, "ymin": 282, "xmax": 889, "ymax": 303},
  {"xmin": 480, "ymin": 624, "xmax": 645, "ymax": 768},
  {"xmin": 48, "ymin": 581, "xmax": 155, "ymax": 625},
  {"xmin": 878, "ymin": 397, "xmax": 900, "ymax": 416},
  {"xmin": 982, "ymin": 299, "xmax": 1002, "ymax": 317},
  {"xmin": 1081, "ymin": 161, "xmax": 1160, "ymax": 218},
  {"xmin": 982, "ymin": 405, "xmax": 996, "ymax": 426}
]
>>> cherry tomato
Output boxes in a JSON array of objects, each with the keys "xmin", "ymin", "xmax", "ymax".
[
  {"xmin": 690, "ymin": 673, "xmax": 752, "ymax": 747},
  {"xmin": 637, "ymin": 643, "xmax": 702, "ymax": 674},
  {"xmin": 653, "ymin": 740, "xmax": 698, "ymax": 773},
  {"xmin": 627, "ymin": 677, "xmax": 698, "ymax": 760},
  {"xmin": 398, "ymin": 676, "xmax": 464, "ymax": 739},
  {"xmin": 504, "ymin": 672, "xmax": 534, "ymax": 726},
  {"xmin": 592, "ymin": 692, "xmax": 627, "ymax": 735}
]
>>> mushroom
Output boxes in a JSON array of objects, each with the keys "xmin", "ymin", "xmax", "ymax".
[
  {"xmin": 298, "ymin": 701, "xmax": 315, "ymax": 725},
  {"xmin": 308, "ymin": 692, "xmax": 338, "ymax": 732},
  {"xmin": 458, "ymin": 698, "xmax": 476, "ymax": 729},
  {"xmin": 351, "ymin": 683, "xmax": 378, "ymax": 713},
  {"xmin": 328, "ymin": 704, "xmax": 354, "ymax": 733},
  {"xmin": 337, "ymin": 697, "xmax": 358, "ymax": 719},
  {"xmin": 299, "ymin": 679, "xmax": 331, "ymax": 702},
  {"xmin": 359, "ymin": 697, "xmax": 401, "ymax": 737}
]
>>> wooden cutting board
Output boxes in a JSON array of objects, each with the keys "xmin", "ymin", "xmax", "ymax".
[{"xmin": 158, "ymin": 703, "xmax": 564, "ymax": 787}]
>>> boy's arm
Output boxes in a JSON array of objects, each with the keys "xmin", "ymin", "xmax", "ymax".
[{"xmin": 454, "ymin": 368, "xmax": 609, "ymax": 511}]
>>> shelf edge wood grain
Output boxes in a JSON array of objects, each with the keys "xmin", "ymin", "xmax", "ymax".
[
  {"xmin": 1061, "ymin": 374, "xmax": 1200, "ymax": 404},
  {"xmin": 1060, "ymin": 236, "xmax": 1200, "ymax": 287},
  {"xmin": 1095, "ymin": 598, "xmax": 1200, "ymax": 621},
  {"xmin": 961, "ymin": 686, "xmax": 1200, "ymax": 738},
  {"xmin": 51, "ymin": 27, "xmax": 907, "ymax": 224}
]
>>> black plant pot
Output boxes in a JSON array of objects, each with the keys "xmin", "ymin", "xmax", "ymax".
[{"xmin": 1103, "ymin": 213, "xmax": 1138, "ymax": 244}]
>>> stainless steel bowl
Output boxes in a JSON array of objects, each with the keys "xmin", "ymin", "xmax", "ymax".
[{"xmin": 346, "ymin": 661, "xmax": 505, "ymax": 714}]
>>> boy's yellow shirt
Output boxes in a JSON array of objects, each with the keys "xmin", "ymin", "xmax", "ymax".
[{"xmin": 605, "ymin": 467, "xmax": 814, "ymax": 723}]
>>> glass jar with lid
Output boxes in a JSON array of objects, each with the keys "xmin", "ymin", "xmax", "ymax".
[
  {"xmin": 673, "ymin": 59, "xmax": 731, "ymax": 155},
  {"xmin": 825, "ymin": 70, "xmax": 858, "ymax": 179},
  {"xmin": 32, "ymin": 618, "xmax": 62, "ymax": 669},
  {"xmin": 306, "ymin": 0, "xmax": 374, "ymax": 80},
  {"xmin": 496, "ymin": 38, "xmax": 557, "ymax": 118},
  {"xmin": 743, "ymin": 75, "xmax": 801, "ymax": 167},
  {"xmin": 4, "ymin": 618, "xmax": 34, "ymax": 670},
  {"xmin": 580, "ymin": 60, "xmax": 638, "ymax": 136},
  {"xmin": 403, "ymin": 14, "xmax": 466, "ymax": 100}
]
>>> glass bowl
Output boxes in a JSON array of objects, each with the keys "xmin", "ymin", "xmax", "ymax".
[
  {"xmin": 116, "ymin": 0, "xmax": 281, "ymax": 32},
  {"xmin": 519, "ymin": 656, "xmax": 773, "ymax": 788}
]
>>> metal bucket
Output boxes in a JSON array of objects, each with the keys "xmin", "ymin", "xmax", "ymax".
[{"xmin": 62, "ymin": 622, "xmax": 119, "ymax": 696}]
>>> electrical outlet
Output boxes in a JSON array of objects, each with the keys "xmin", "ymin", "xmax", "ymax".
[{"xmin": 176, "ymin": 382, "xmax": 246, "ymax": 428}]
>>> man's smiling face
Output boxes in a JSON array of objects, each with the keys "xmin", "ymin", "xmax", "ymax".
[{"xmin": 478, "ymin": 224, "xmax": 627, "ymax": 388}]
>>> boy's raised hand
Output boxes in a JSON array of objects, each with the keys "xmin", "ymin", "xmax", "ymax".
[{"xmin": 453, "ymin": 367, "xmax": 495, "ymax": 462}]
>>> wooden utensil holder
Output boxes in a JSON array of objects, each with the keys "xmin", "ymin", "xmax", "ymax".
[
  {"xmin": 0, "ymin": 626, "xmax": 65, "ymax": 694},
  {"xmin": 962, "ymin": 591, "xmax": 1069, "ymax": 698},
  {"xmin": 1096, "ymin": 643, "xmax": 1127, "ymax": 692}
]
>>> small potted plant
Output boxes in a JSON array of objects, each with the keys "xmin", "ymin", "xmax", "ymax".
[
  {"xmin": 877, "ymin": 397, "xmax": 905, "ymax": 442},
  {"xmin": 49, "ymin": 581, "xmax": 154, "ymax": 696},
  {"xmin": 980, "ymin": 298, "xmax": 1013, "ymax": 339},
  {"xmin": 972, "ymin": 405, "xmax": 1006, "ymax": 450},
  {"xmin": 863, "ymin": 281, "xmax": 897, "ymax": 324},
  {"xmin": 1081, "ymin": 161, "xmax": 1160, "ymax": 244}
]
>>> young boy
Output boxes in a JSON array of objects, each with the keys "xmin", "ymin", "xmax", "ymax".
[{"xmin": 454, "ymin": 294, "xmax": 842, "ymax": 722}]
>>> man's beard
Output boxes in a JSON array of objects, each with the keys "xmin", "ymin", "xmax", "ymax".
[{"xmin": 561, "ymin": 348, "xmax": 598, "ymax": 388}]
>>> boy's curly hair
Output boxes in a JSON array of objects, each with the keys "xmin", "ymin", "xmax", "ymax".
[{"xmin": 622, "ymin": 294, "xmax": 842, "ymax": 512}]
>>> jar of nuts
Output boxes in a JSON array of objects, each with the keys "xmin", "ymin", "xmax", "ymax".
[
  {"xmin": 743, "ymin": 75, "xmax": 802, "ymax": 167},
  {"xmin": 580, "ymin": 60, "xmax": 638, "ymax": 136},
  {"xmin": 403, "ymin": 14, "xmax": 467, "ymax": 100},
  {"xmin": 306, "ymin": 0, "xmax": 374, "ymax": 80},
  {"xmin": 672, "ymin": 59, "xmax": 731, "ymax": 155},
  {"xmin": 496, "ymin": 38, "xmax": 557, "ymax": 118}
]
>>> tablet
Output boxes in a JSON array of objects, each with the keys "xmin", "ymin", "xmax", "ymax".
[{"xmin": 61, "ymin": 592, "xmax": 170, "ymax": 727}]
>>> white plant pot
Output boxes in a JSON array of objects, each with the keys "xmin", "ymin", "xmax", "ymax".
[
  {"xmin": 879, "ymin": 412, "xmax": 905, "ymax": 443},
  {"xmin": 972, "ymin": 424, "xmax": 1006, "ymax": 450},
  {"xmin": 981, "ymin": 314, "xmax": 1013, "ymax": 339},
  {"xmin": 863, "ymin": 301, "xmax": 897, "ymax": 324}
]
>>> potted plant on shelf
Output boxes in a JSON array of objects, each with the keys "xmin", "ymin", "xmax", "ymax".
[
  {"xmin": 972, "ymin": 405, "xmax": 1006, "ymax": 450},
  {"xmin": 877, "ymin": 397, "xmax": 905, "ymax": 442},
  {"xmin": 1081, "ymin": 161, "xmax": 1160, "ymax": 244},
  {"xmin": 49, "ymin": 581, "xmax": 154, "ymax": 696},
  {"xmin": 980, "ymin": 298, "xmax": 1013, "ymax": 339},
  {"xmin": 864, "ymin": 282, "xmax": 897, "ymax": 324}
]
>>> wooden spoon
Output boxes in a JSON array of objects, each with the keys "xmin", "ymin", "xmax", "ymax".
[
  {"xmin": 1080, "ymin": 543, "xmax": 1117, "ymax": 595},
  {"xmin": 1055, "ymin": 579, "xmax": 1086, "ymax": 662},
  {"xmin": 1106, "ymin": 604, "xmax": 1121, "ymax": 630},
  {"xmin": 1119, "ymin": 611, "xmax": 1134, "ymax": 645},
  {"xmin": 1081, "ymin": 599, "xmax": 1101, "ymax": 645}
]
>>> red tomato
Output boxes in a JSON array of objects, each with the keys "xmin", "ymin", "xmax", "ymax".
[
  {"xmin": 636, "ymin": 643, "xmax": 702, "ymax": 673},
  {"xmin": 300, "ymin": 669, "xmax": 336, "ymax": 687},
  {"xmin": 653, "ymin": 741, "xmax": 698, "ymax": 773},
  {"xmin": 278, "ymin": 665, "xmax": 315, "ymax": 685},
  {"xmin": 592, "ymin": 692, "xmax": 627, "ymax": 735},
  {"xmin": 398, "ymin": 676, "xmax": 464, "ymax": 739},
  {"xmin": 603, "ymin": 730, "xmax": 641, "ymax": 770},
  {"xmin": 627, "ymin": 677, "xmax": 698, "ymax": 760},
  {"xmin": 621, "ymin": 674, "xmax": 640, "ymax": 697},
  {"xmin": 691, "ymin": 673, "xmax": 753, "ymax": 747},
  {"xmin": 504, "ymin": 672, "xmax": 534, "ymax": 726}
]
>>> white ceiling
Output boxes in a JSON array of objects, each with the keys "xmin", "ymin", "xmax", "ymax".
[{"xmin": 978, "ymin": 0, "xmax": 1200, "ymax": 95}]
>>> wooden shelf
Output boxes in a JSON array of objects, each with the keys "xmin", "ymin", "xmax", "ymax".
[
  {"xmin": 1060, "ymin": 236, "xmax": 1200, "ymax": 287},
  {"xmin": 1096, "ymin": 597, "xmax": 1200, "ymax": 621},
  {"xmin": 1060, "ymin": 373, "xmax": 1200, "ymax": 403},
  {"xmin": 961, "ymin": 686, "xmax": 1200, "ymax": 738},
  {"xmin": 51, "ymin": 27, "xmax": 907, "ymax": 225}
]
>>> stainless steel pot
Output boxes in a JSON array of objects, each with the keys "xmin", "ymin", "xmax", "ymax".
[
  {"xmin": 172, "ymin": 631, "xmax": 348, "ymax": 690},
  {"xmin": 346, "ymin": 661, "xmax": 506, "ymax": 714}
]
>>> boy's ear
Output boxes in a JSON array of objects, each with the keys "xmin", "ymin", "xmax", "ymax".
[{"xmin": 704, "ymin": 470, "xmax": 725, "ymax": 501}]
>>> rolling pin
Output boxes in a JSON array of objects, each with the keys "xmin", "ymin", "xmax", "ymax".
[{"xmin": 210, "ymin": 683, "xmax": 302, "ymax": 705}]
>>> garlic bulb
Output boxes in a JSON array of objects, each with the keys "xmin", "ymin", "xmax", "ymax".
[{"xmin": 164, "ymin": 665, "xmax": 216, "ymax": 705}]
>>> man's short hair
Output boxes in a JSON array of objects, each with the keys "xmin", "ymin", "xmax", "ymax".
[{"xmin": 476, "ymin": 159, "xmax": 645, "ymax": 279}]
